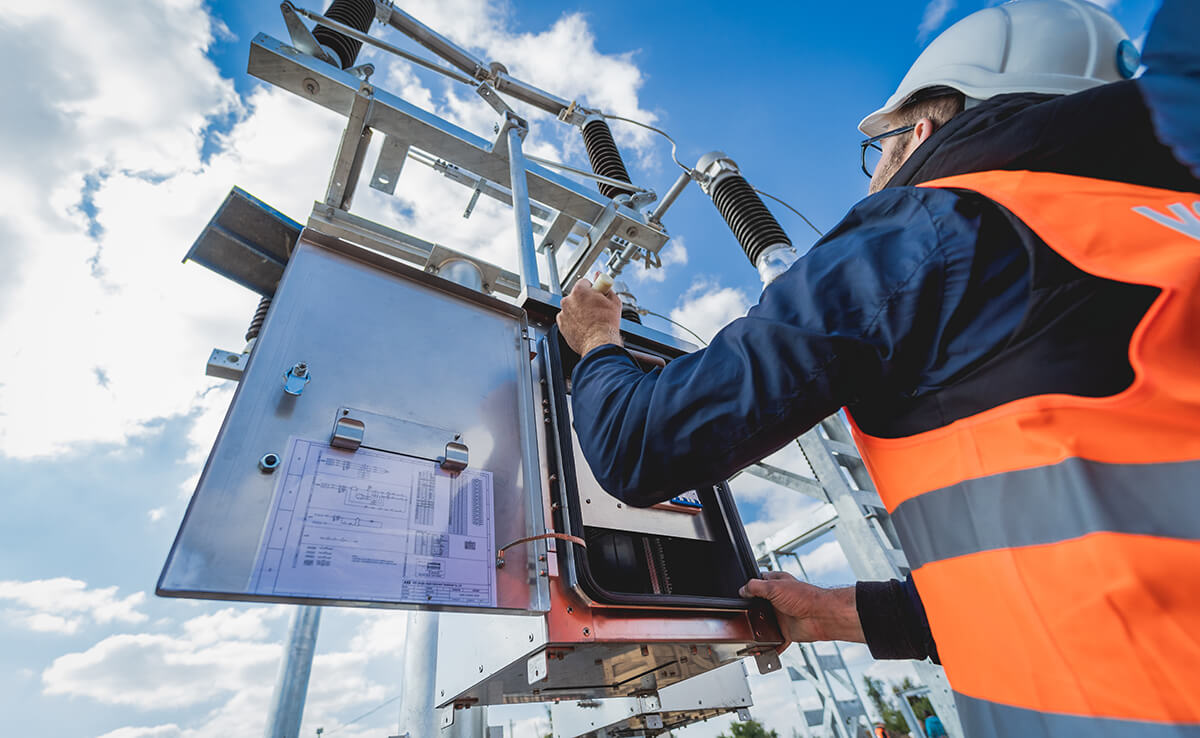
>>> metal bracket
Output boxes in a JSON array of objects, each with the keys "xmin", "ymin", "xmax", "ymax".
[
  {"xmin": 526, "ymin": 650, "xmax": 548, "ymax": 684},
  {"xmin": 206, "ymin": 348, "xmax": 246, "ymax": 381},
  {"xmin": 373, "ymin": 0, "xmax": 393, "ymax": 24},
  {"xmin": 463, "ymin": 179, "xmax": 485, "ymax": 219},
  {"xmin": 331, "ymin": 414, "xmax": 365, "ymax": 451},
  {"xmin": 346, "ymin": 62, "xmax": 375, "ymax": 81},
  {"xmin": 476, "ymin": 82, "xmax": 514, "ymax": 117},
  {"xmin": 636, "ymin": 694, "xmax": 661, "ymax": 713},
  {"xmin": 627, "ymin": 190, "xmax": 658, "ymax": 210},
  {"xmin": 279, "ymin": 1, "xmax": 338, "ymax": 66},
  {"xmin": 369, "ymin": 135, "xmax": 408, "ymax": 195},
  {"xmin": 754, "ymin": 649, "xmax": 782, "ymax": 675},
  {"xmin": 561, "ymin": 199, "xmax": 622, "ymax": 292},
  {"xmin": 491, "ymin": 110, "xmax": 528, "ymax": 161},
  {"xmin": 439, "ymin": 439, "xmax": 469, "ymax": 473},
  {"xmin": 324, "ymin": 83, "xmax": 375, "ymax": 210}
]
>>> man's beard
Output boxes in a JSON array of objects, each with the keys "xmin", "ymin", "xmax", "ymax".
[{"xmin": 868, "ymin": 145, "xmax": 908, "ymax": 194}]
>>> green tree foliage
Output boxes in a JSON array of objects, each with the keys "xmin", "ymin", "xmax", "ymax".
[
  {"xmin": 863, "ymin": 676, "xmax": 909, "ymax": 736},
  {"xmin": 895, "ymin": 677, "xmax": 935, "ymax": 724},
  {"xmin": 718, "ymin": 718, "xmax": 779, "ymax": 738}
]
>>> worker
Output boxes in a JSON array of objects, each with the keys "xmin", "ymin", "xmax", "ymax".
[
  {"xmin": 924, "ymin": 711, "xmax": 947, "ymax": 738},
  {"xmin": 556, "ymin": 1, "xmax": 1200, "ymax": 736}
]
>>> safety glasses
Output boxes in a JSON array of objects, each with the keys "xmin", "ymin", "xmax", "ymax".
[{"xmin": 860, "ymin": 124, "xmax": 916, "ymax": 177}]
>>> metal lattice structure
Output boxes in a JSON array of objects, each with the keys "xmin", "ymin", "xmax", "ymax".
[{"xmin": 748, "ymin": 417, "xmax": 963, "ymax": 737}]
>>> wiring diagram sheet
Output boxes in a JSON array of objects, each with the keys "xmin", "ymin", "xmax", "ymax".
[{"xmin": 248, "ymin": 437, "xmax": 496, "ymax": 607}]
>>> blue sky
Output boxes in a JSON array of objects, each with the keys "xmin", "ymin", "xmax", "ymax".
[{"xmin": 0, "ymin": 1, "xmax": 1163, "ymax": 736}]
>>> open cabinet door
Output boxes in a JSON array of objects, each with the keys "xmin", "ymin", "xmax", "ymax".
[{"xmin": 159, "ymin": 234, "xmax": 550, "ymax": 615}]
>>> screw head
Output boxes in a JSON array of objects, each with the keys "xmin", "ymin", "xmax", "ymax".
[{"xmin": 302, "ymin": 77, "xmax": 320, "ymax": 95}]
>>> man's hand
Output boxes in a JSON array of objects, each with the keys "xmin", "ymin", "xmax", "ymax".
[
  {"xmin": 557, "ymin": 277, "xmax": 623, "ymax": 356},
  {"xmin": 740, "ymin": 572, "xmax": 865, "ymax": 648}
]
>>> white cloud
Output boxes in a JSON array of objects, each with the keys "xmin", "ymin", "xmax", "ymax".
[
  {"xmin": 669, "ymin": 278, "xmax": 753, "ymax": 344},
  {"xmin": 840, "ymin": 643, "xmax": 873, "ymax": 667},
  {"xmin": 0, "ymin": 578, "xmax": 147, "ymax": 634},
  {"xmin": 864, "ymin": 659, "xmax": 920, "ymax": 686},
  {"xmin": 97, "ymin": 726, "xmax": 183, "ymax": 738},
  {"xmin": 79, "ymin": 609, "xmax": 403, "ymax": 738},
  {"xmin": 180, "ymin": 606, "xmax": 285, "ymax": 646},
  {"xmin": 0, "ymin": 0, "xmax": 667, "ymax": 464},
  {"xmin": 918, "ymin": 0, "xmax": 957, "ymax": 43},
  {"xmin": 42, "ymin": 632, "xmax": 279, "ymax": 708},
  {"xmin": 800, "ymin": 540, "xmax": 853, "ymax": 581},
  {"xmin": 633, "ymin": 236, "xmax": 689, "ymax": 284},
  {"xmin": 148, "ymin": 507, "xmax": 167, "ymax": 522}
]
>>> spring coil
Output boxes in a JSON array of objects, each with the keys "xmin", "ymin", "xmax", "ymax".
[
  {"xmin": 245, "ymin": 296, "xmax": 272, "ymax": 343},
  {"xmin": 709, "ymin": 173, "xmax": 792, "ymax": 266},
  {"xmin": 312, "ymin": 0, "xmax": 376, "ymax": 69},
  {"xmin": 582, "ymin": 120, "xmax": 635, "ymax": 199},
  {"xmin": 621, "ymin": 307, "xmax": 642, "ymax": 324}
]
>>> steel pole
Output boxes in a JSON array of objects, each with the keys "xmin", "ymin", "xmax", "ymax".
[
  {"xmin": 448, "ymin": 705, "xmax": 488, "ymax": 738},
  {"xmin": 506, "ymin": 124, "xmax": 541, "ymax": 294},
  {"xmin": 264, "ymin": 605, "xmax": 322, "ymax": 738},
  {"xmin": 647, "ymin": 170, "xmax": 692, "ymax": 224},
  {"xmin": 397, "ymin": 610, "xmax": 440, "ymax": 737}
]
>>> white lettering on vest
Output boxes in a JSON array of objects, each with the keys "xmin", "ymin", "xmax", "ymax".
[{"xmin": 1133, "ymin": 202, "xmax": 1200, "ymax": 242}]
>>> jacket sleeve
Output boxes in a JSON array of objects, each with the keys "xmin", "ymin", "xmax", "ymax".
[
  {"xmin": 1139, "ymin": 0, "xmax": 1200, "ymax": 178},
  {"xmin": 857, "ymin": 578, "xmax": 940, "ymax": 663},
  {"xmin": 569, "ymin": 187, "xmax": 983, "ymax": 506}
]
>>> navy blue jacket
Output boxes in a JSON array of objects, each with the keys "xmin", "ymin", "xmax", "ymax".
[{"xmin": 570, "ymin": 0, "xmax": 1200, "ymax": 660}]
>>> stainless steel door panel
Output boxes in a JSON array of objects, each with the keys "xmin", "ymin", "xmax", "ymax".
[{"xmin": 159, "ymin": 237, "xmax": 549, "ymax": 613}]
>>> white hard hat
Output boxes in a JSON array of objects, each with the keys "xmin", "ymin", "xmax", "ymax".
[{"xmin": 859, "ymin": 0, "xmax": 1140, "ymax": 136}]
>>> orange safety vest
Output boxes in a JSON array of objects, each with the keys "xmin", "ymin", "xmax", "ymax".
[{"xmin": 848, "ymin": 170, "xmax": 1200, "ymax": 737}]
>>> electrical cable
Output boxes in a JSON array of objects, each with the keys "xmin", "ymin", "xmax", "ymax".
[
  {"xmin": 753, "ymin": 187, "xmax": 825, "ymax": 237},
  {"xmin": 602, "ymin": 115, "xmax": 826, "ymax": 240},
  {"xmin": 639, "ymin": 309, "xmax": 708, "ymax": 346},
  {"xmin": 496, "ymin": 533, "xmax": 586, "ymax": 567},
  {"xmin": 600, "ymin": 113, "xmax": 693, "ymax": 175},
  {"xmin": 323, "ymin": 694, "xmax": 403, "ymax": 735}
]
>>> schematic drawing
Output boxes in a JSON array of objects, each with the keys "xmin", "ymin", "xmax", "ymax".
[{"xmin": 248, "ymin": 437, "xmax": 497, "ymax": 607}]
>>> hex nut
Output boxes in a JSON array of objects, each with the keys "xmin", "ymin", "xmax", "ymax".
[{"xmin": 259, "ymin": 453, "xmax": 281, "ymax": 473}]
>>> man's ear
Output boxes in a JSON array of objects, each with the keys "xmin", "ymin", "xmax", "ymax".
[{"xmin": 913, "ymin": 117, "xmax": 937, "ymax": 146}]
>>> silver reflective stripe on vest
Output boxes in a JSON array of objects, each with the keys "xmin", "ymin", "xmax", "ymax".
[
  {"xmin": 892, "ymin": 457, "xmax": 1200, "ymax": 570},
  {"xmin": 955, "ymin": 692, "xmax": 1200, "ymax": 738}
]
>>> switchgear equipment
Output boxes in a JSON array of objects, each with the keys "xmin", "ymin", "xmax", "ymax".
[{"xmin": 157, "ymin": 0, "xmax": 819, "ymax": 731}]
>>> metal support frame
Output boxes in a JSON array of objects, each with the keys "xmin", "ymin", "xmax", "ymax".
[
  {"xmin": 771, "ymin": 553, "xmax": 868, "ymax": 738},
  {"xmin": 263, "ymin": 606, "xmax": 322, "ymax": 738},
  {"xmin": 895, "ymin": 686, "xmax": 931, "ymax": 738},
  {"xmin": 248, "ymin": 32, "xmax": 670, "ymax": 304},
  {"xmin": 325, "ymin": 83, "xmax": 375, "ymax": 210},
  {"xmin": 500, "ymin": 113, "xmax": 541, "ymax": 294},
  {"xmin": 752, "ymin": 415, "xmax": 964, "ymax": 738},
  {"xmin": 549, "ymin": 661, "xmax": 754, "ymax": 738},
  {"xmin": 398, "ymin": 611, "xmax": 441, "ymax": 738}
]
